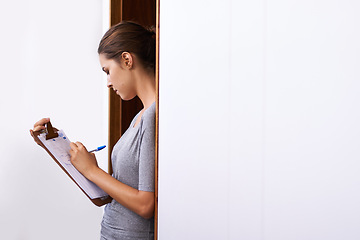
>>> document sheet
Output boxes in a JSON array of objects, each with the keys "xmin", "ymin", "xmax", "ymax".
[{"xmin": 38, "ymin": 130, "xmax": 108, "ymax": 199}]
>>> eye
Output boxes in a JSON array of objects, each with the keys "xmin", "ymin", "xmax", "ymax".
[{"xmin": 102, "ymin": 67, "xmax": 109, "ymax": 75}]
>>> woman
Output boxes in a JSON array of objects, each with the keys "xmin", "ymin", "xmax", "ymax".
[{"xmin": 32, "ymin": 21, "xmax": 156, "ymax": 239}]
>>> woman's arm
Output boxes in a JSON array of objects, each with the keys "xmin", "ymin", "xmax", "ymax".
[{"xmin": 69, "ymin": 142, "xmax": 154, "ymax": 219}]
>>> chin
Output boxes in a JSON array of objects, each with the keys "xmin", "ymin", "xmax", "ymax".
[{"xmin": 120, "ymin": 95, "xmax": 137, "ymax": 101}]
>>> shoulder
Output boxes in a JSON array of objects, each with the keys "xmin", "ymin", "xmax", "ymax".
[
  {"xmin": 143, "ymin": 102, "xmax": 156, "ymax": 122},
  {"xmin": 140, "ymin": 102, "xmax": 156, "ymax": 131}
]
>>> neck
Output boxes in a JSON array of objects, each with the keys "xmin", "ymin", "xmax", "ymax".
[{"xmin": 134, "ymin": 69, "xmax": 156, "ymax": 109}]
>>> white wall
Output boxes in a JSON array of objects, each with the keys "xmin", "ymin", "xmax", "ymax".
[
  {"xmin": 158, "ymin": 0, "xmax": 360, "ymax": 239},
  {"xmin": 0, "ymin": 1, "xmax": 108, "ymax": 239}
]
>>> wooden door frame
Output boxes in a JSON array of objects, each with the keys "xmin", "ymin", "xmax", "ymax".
[
  {"xmin": 108, "ymin": 0, "xmax": 159, "ymax": 238},
  {"xmin": 155, "ymin": 0, "xmax": 160, "ymax": 238}
]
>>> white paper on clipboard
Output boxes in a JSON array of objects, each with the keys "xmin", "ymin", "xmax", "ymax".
[{"xmin": 38, "ymin": 130, "xmax": 107, "ymax": 199}]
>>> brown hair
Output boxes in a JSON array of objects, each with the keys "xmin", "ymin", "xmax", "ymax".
[{"xmin": 98, "ymin": 21, "xmax": 156, "ymax": 73}]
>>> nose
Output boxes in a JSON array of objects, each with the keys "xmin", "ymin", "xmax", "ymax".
[{"xmin": 106, "ymin": 76, "xmax": 112, "ymax": 88}]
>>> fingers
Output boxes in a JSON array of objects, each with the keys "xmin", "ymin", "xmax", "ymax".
[
  {"xmin": 33, "ymin": 118, "xmax": 50, "ymax": 132},
  {"xmin": 69, "ymin": 142, "xmax": 77, "ymax": 151},
  {"xmin": 33, "ymin": 118, "xmax": 50, "ymax": 128},
  {"xmin": 75, "ymin": 141, "xmax": 86, "ymax": 150},
  {"xmin": 69, "ymin": 141, "xmax": 87, "ymax": 152}
]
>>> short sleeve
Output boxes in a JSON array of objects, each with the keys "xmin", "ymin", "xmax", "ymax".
[{"xmin": 138, "ymin": 105, "xmax": 156, "ymax": 192}]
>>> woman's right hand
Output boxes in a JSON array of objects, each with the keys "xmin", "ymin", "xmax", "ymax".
[
  {"xmin": 32, "ymin": 117, "xmax": 50, "ymax": 131},
  {"xmin": 30, "ymin": 118, "xmax": 50, "ymax": 139}
]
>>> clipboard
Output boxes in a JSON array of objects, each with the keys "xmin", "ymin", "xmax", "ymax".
[{"xmin": 31, "ymin": 121, "xmax": 112, "ymax": 207}]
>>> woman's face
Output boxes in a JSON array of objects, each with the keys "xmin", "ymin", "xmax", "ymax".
[{"xmin": 99, "ymin": 53, "xmax": 136, "ymax": 100}]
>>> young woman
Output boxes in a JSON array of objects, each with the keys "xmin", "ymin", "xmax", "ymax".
[{"xmin": 31, "ymin": 21, "xmax": 156, "ymax": 239}]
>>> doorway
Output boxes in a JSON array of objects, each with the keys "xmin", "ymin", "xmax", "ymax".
[{"xmin": 108, "ymin": 0, "xmax": 159, "ymax": 238}]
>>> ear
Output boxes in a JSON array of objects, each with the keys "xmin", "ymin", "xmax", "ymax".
[{"xmin": 121, "ymin": 52, "xmax": 133, "ymax": 69}]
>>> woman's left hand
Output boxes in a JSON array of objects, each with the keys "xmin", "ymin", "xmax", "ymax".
[{"xmin": 69, "ymin": 141, "xmax": 99, "ymax": 179}]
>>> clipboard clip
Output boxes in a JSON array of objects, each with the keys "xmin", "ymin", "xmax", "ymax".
[{"xmin": 45, "ymin": 121, "xmax": 59, "ymax": 140}]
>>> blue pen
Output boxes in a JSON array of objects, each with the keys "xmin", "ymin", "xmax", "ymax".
[{"xmin": 89, "ymin": 145, "xmax": 106, "ymax": 153}]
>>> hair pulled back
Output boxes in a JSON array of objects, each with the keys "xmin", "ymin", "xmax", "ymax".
[{"xmin": 98, "ymin": 21, "xmax": 156, "ymax": 73}]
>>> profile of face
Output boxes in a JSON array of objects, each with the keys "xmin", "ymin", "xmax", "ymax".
[{"xmin": 99, "ymin": 52, "xmax": 136, "ymax": 101}]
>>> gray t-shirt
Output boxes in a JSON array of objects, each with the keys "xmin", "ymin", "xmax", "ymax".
[{"xmin": 101, "ymin": 102, "xmax": 155, "ymax": 240}]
